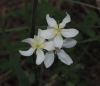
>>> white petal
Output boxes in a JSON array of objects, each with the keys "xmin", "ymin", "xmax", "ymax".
[
  {"xmin": 40, "ymin": 37, "xmax": 45, "ymax": 42},
  {"xmin": 39, "ymin": 29, "xmax": 55, "ymax": 39},
  {"xmin": 46, "ymin": 14, "xmax": 57, "ymax": 27},
  {"xmin": 57, "ymin": 49, "xmax": 73, "ymax": 65},
  {"xmin": 61, "ymin": 28, "xmax": 79, "ymax": 38},
  {"xmin": 33, "ymin": 34, "xmax": 45, "ymax": 43},
  {"xmin": 21, "ymin": 38, "xmax": 33, "ymax": 45},
  {"xmin": 19, "ymin": 48, "xmax": 35, "ymax": 56},
  {"xmin": 63, "ymin": 39, "xmax": 77, "ymax": 48},
  {"xmin": 36, "ymin": 49, "xmax": 45, "ymax": 65},
  {"xmin": 38, "ymin": 29, "xmax": 44, "ymax": 37},
  {"xmin": 47, "ymin": 26, "xmax": 53, "ymax": 29},
  {"xmin": 44, "ymin": 51, "xmax": 54, "ymax": 68},
  {"xmin": 44, "ymin": 41, "xmax": 55, "ymax": 51},
  {"xmin": 59, "ymin": 12, "xmax": 71, "ymax": 28},
  {"xmin": 34, "ymin": 35, "xmax": 38, "ymax": 40},
  {"xmin": 48, "ymin": 37, "xmax": 54, "ymax": 41},
  {"xmin": 38, "ymin": 30, "xmax": 45, "ymax": 42},
  {"xmin": 54, "ymin": 35, "xmax": 63, "ymax": 49},
  {"xmin": 38, "ymin": 29, "xmax": 42, "ymax": 36}
]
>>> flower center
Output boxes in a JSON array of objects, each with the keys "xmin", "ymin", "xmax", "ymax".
[
  {"xmin": 32, "ymin": 39, "xmax": 45, "ymax": 49},
  {"xmin": 54, "ymin": 24, "xmax": 62, "ymax": 35}
]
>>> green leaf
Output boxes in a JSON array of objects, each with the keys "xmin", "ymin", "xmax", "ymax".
[
  {"xmin": 79, "ymin": 11, "xmax": 97, "ymax": 37},
  {"xmin": 79, "ymin": 35, "xmax": 100, "ymax": 43},
  {"xmin": 0, "ymin": 59, "xmax": 10, "ymax": 70},
  {"xmin": 66, "ymin": 0, "xmax": 100, "ymax": 10},
  {"xmin": 67, "ymin": 82, "xmax": 75, "ymax": 86},
  {"xmin": 0, "ymin": 22, "xmax": 29, "ymax": 86},
  {"xmin": 0, "ymin": 26, "xmax": 28, "ymax": 33}
]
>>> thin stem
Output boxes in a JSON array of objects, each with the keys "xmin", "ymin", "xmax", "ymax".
[
  {"xmin": 30, "ymin": 0, "xmax": 39, "ymax": 86},
  {"xmin": 31, "ymin": 0, "xmax": 38, "ymax": 37},
  {"xmin": 33, "ymin": 54, "xmax": 38, "ymax": 85}
]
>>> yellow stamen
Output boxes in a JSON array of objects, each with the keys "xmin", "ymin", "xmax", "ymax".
[
  {"xmin": 32, "ymin": 39, "xmax": 45, "ymax": 49},
  {"xmin": 53, "ymin": 24, "xmax": 62, "ymax": 35}
]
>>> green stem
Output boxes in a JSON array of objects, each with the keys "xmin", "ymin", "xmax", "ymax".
[
  {"xmin": 33, "ymin": 54, "xmax": 38, "ymax": 85},
  {"xmin": 30, "ymin": 0, "xmax": 39, "ymax": 86},
  {"xmin": 30, "ymin": 0, "xmax": 38, "ymax": 37}
]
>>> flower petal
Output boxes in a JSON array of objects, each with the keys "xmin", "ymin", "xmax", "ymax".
[
  {"xmin": 46, "ymin": 14, "xmax": 57, "ymax": 27},
  {"xmin": 37, "ymin": 30, "xmax": 45, "ymax": 42},
  {"xmin": 34, "ymin": 35, "xmax": 38, "ymax": 40},
  {"xmin": 39, "ymin": 29, "xmax": 55, "ymax": 39},
  {"xmin": 47, "ymin": 26, "xmax": 53, "ymax": 29},
  {"xmin": 61, "ymin": 28, "xmax": 79, "ymax": 38},
  {"xmin": 63, "ymin": 39, "xmax": 77, "ymax": 48},
  {"xmin": 54, "ymin": 35, "xmax": 63, "ymax": 48},
  {"xmin": 39, "ymin": 36, "xmax": 45, "ymax": 42},
  {"xmin": 57, "ymin": 49, "xmax": 73, "ymax": 65},
  {"xmin": 21, "ymin": 38, "xmax": 33, "ymax": 45},
  {"xmin": 59, "ymin": 12, "xmax": 71, "ymax": 28},
  {"xmin": 49, "ymin": 37, "xmax": 54, "ymax": 41},
  {"xmin": 19, "ymin": 48, "xmax": 35, "ymax": 56},
  {"xmin": 44, "ymin": 41, "xmax": 55, "ymax": 51},
  {"xmin": 36, "ymin": 49, "xmax": 45, "ymax": 65},
  {"xmin": 38, "ymin": 29, "xmax": 42, "ymax": 36},
  {"xmin": 44, "ymin": 51, "xmax": 54, "ymax": 68}
]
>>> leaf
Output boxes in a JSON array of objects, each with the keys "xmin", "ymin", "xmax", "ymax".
[
  {"xmin": 79, "ymin": 11, "xmax": 97, "ymax": 37},
  {"xmin": 79, "ymin": 35, "xmax": 100, "ymax": 43},
  {"xmin": 67, "ymin": 82, "xmax": 75, "ymax": 86},
  {"xmin": 66, "ymin": 0, "xmax": 100, "ymax": 10},
  {"xmin": 0, "ymin": 59, "xmax": 10, "ymax": 70},
  {"xmin": 0, "ymin": 22, "xmax": 29, "ymax": 86}
]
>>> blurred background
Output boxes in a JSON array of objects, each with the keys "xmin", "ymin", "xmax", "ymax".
[{"xmin": 0, "ymin": 0, "xmax": 100, "ymax": 86}]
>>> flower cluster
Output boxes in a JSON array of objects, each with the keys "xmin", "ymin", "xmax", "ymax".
[{"xmin": 19, "ymin": 12, "xmax": 79, "ymax": 68}]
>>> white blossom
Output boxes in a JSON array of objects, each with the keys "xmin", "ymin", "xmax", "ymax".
[
  {"xmin": 44, "ymin": 38, "xmax": 77, "ymax": 68},
  {"xmin": 19, "ymin": 35, "xmax": 55, "ymax": 65},
  {"xmin": 39, "ymin": 12, "xmax": 79, "ymax": 49}
]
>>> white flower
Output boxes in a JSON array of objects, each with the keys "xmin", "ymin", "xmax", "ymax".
[
  {"xmin": 44, "ymin": 38, "xmax": 77, "ymax": 68},
  {"xmin": 39, "ymin": 12, "xmax": 79, "ymax": 49},
  {"xmin": 19, "ymin": 35, "xmax": 55, "ymax": 65}
]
